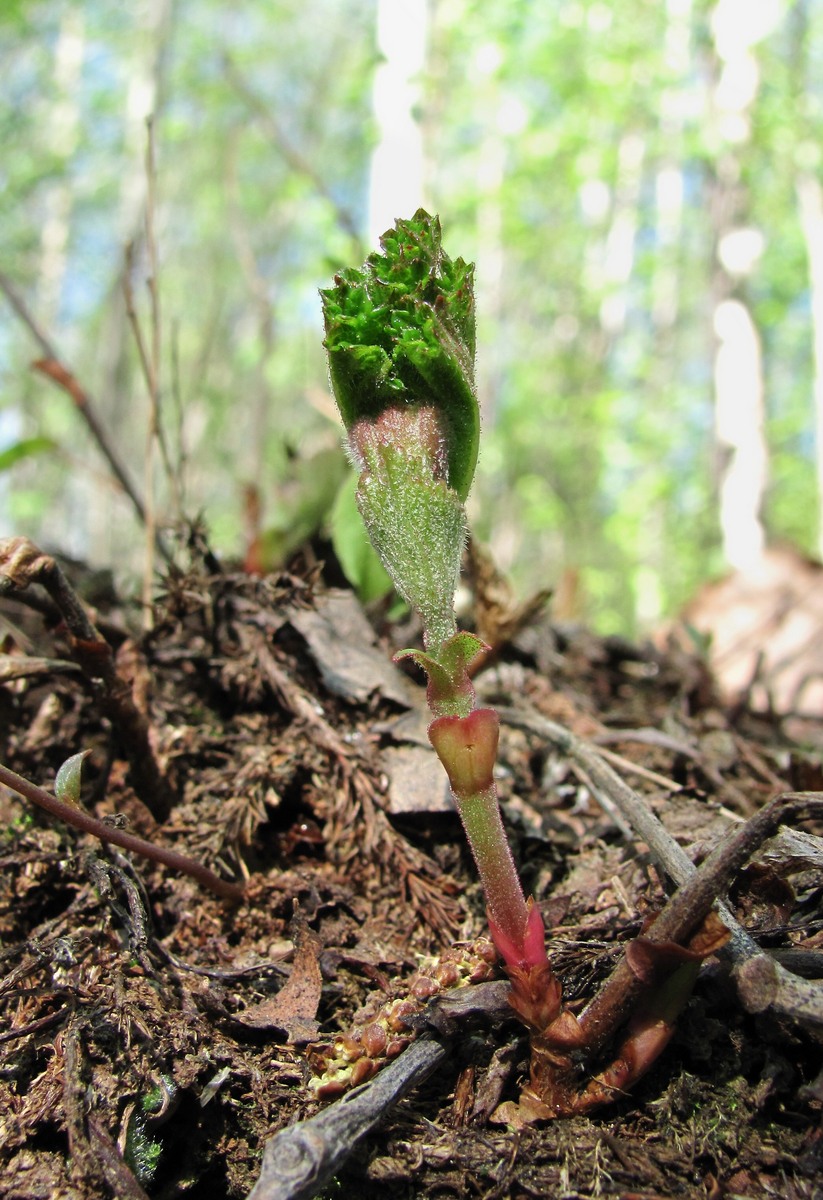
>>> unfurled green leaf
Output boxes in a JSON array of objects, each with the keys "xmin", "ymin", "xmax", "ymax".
[
  {"xmin": 0, "ymin": 436, "xmax": 57, "ymax": 472},
  {"xmin": 395, "ymin": 630, "xmax": 488, "ymax": 717}
]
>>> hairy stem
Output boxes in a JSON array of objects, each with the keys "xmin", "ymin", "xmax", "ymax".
[{"xmin": 454, "ymin": 784, "xmax": 530, "ymax": 947}]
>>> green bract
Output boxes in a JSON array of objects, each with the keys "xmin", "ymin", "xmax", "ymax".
[
  {"xmin": 55, "ymin": 750, "xmax": 90, "ymax": 806},
  {"xmin": 321, "ymin": 209, "xmax": 478, "ymax": 502},
  {"xmin": 355, "ymin": 431, "xmax": 465, "ymax": 653}
]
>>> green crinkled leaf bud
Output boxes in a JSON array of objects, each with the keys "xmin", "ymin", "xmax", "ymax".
[{"xmin": 321, "ymin": 209, "xmax": 478, "ymax": 502}]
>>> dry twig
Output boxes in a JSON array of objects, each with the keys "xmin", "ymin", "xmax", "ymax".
[
  {"xmin": 123, "ymin": 117, "xmax": 182, "ymax": 623},
  {"xmin": 0, "ymin": 268, "xmax": 161, "ymax": 552},
  {"xmin": 0, "ymin": 760, "xmax": 244, "ymax": 902},
  {"xmin": 222, "ymin": 54, "xmax": 364, "ymax": 252},
  {"xmin": 247, "ymin": 1035, "xmax": 450, "ymax": 1200},
  {"xmin": 499, "ymin": 705, "xmax": 823, "ymax": 1030},
  {"xmin": 247, "ymin": 984, "xmax": 511, "ymax": 1200}
]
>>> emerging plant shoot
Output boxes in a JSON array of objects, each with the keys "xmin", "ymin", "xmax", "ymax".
[
  {"xmin": 321, "ymin": 211, "xmax": 551, "ymax": 1020},
  {"xmin": 321, "ymin": 213, "xmax": 724, "ymax": 1122}
]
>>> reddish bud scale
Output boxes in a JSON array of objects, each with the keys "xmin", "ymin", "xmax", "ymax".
[
  {"xmin": 361, "ymin": 1022, "xmax": 388, "ymax": 1058},
  {"xmin": 428, "ymin": 708, "xmax": 500, "ymax": 797},
  {"xmin": 349, "ymin": 405, "xmax": 448, "ymax": 482},
  {"xmin": 349, "ymin": 1057, "xmax": 379, "ymax": 1089},
  {"xmin": 486, "ymin": 898, "xmax": 548, "ymax": 976}
]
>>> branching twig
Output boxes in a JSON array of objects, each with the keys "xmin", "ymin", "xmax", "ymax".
[
  {"xmin": 578, "ymin": 789, "xmax": 823, "ymax": 1054},
  {"xmin": 222, "ymin": 54, "xmax": 364, "ymax": 253},
  {"xmin": 499, "ymin": 705, "xmax": 823, "ymax": 1030},
  {"xmin": 123, "ymin": 239, "xmax": 179, "ymax": 515},
  {"xmin": 246, "ymin": 981, "xmax": 511, "ymax": 1200},
  {"xmin": 499, "ymin": 706, "xmax": 705, "ymax": 888},
  {"xmin": 248, "ymin": 1034, "xmax": 451, "ymax": 1200},
  {"xmin": 0, "ymin": 268, "xmax": 162, "ymax": 551},
  {"xmin": 594, "ymin": 725, "xmax": 753, "ymax": 810},
  {"xmin": 123, "ymin": 116, "xmax": 180, "ymax": 624}
]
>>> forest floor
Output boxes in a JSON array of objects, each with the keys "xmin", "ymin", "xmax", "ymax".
[{"xmin": 1, "ymin": 536, "xmax": 822, "ymax": 1200}]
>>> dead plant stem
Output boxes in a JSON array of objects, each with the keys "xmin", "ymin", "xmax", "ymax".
[
  {"xmin": 579, "ymin": 789, "xmax": 823, "ymax": 1053},
  {"xmin": 247, "ymin": 1035, "xmax": 451, "ymax": 1200},
  {"xmin": 499, "ymin": 705, "xmax": 823, "ymax": 1031},
  {"xmin": 223, "ymin": 54, "xmax": 363, "ymax": 253},
  {"xmin": 0, "ymin": 761, "xmax": 244, "ymax": 902},
  {"xmin": 0, "ymin": 268, "xmax": 169, "ymax": 558}
]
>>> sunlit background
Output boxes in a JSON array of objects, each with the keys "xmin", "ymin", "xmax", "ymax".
[{"xmin": 2, "ymin": 0, "xmax": 822, "ymax": 654}]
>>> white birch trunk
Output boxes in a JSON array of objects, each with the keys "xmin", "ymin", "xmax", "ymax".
[
  {"xmin": 713, "ymin": 299, "xmax": 767, "ymax": 569},
  {"xmin": 599, "ymin": 133, "xmax": 645, "ymax": 335},
  {"xmin": 708, "ymin": 0, "xmax": 777, "ymax": 573},
  {"xmin": 796, "ymin": 173, "xmax": 823, "ymax": 560},
  {"xmin": 367, "ymin": 0, "xmax": 428, "ymax": 245}
]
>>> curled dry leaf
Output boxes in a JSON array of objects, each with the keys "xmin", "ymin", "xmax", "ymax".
[{"xmin": 236, "ymin": 904, "xmax": 323, "ymax": 1044}]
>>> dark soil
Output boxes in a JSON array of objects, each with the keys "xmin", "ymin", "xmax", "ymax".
[{"xmin": 1, "ymin": 541, "xmax": 822, "ymax": 1200}]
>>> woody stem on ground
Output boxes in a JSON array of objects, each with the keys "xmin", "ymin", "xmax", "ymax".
[
  {"xmin": 0, "ymin": 761, "xmax": 244, "ymax": 902},
  {"xmin": 501, "ymin": 704, "xmax": 823, "ymax": 1032},
  {"xmin": 578, "ymin": 790, "xmax": 823, "ymax": 1054}
]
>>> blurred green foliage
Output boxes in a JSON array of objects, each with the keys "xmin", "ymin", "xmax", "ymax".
[
  {"xmin": 1, "ymin": 0, "xmax": 821, "ymax": 632},
  {"xmin": 330, "ymin": 474, "xmax": 393, "ymax": 604}
]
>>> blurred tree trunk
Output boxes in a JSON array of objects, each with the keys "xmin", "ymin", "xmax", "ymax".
[
  {"xmin": 652, "ymin": 0, "xmax": 691, "ymax": 335},
  {"xmin": 713, "ymin": 299, "xmax": 767, "ymax": 570},
  {"xmin": 708, "ymin": 0, "xmax": 770, "ymax": 573},
  {"xmin": 368, "ymin": 0, "xmax": 428, "ymax": 244},
  {"xmin": 797, "ymin": 175, "xmax": 823, "ymax": 561},
  {"xmin": 38, "ymin": 10, "xmax": 85, "ymax": 327},
  {"xmin": 599, "ymin": 132, "xmax": 645, "ymax": 337},
  {"xmin": 788, "ymin": 0, "xmax": 823, "ymax": 561}
]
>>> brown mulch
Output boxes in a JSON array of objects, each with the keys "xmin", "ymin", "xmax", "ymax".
[{"xmin": 1, "ymin": 542, "xmax": 822, "ymax": 1200}]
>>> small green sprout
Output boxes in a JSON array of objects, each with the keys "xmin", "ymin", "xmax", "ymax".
[
  {"xmin": 124, "ymin": 1111, "xmax": 163, "ymax": 1184},
  {"xmin": 54, "ymin": 750, "xmax": 91, "ymax": 807}
]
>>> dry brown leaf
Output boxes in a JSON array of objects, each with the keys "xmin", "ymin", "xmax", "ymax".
[{"xmin": 237, "ymin": 903, "xmax": 323, "ymax": 1043}]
